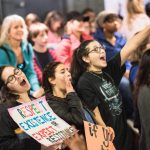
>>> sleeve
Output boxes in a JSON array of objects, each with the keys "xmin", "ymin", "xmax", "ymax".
[
  {"xmin": 56, "ymin": 39, "xmax": 72, "ymax": 67},
  {"xmin": 48, "ymin": 49, "xmax": 59, "ymax": 61},
  {"xmin": 77, "ymin": 78, "xmax": 100, "ymax": 111},
  {"xmin": 33, "ymin": 57, "xmax": 42, "ymax": 84},
  {"xmin": 138, "ymin": 86, "xmax": 150, "ymax": 150},
  {"xmin": 105, "ymin": 53, "xmax": 126, "ymax": 86},
  {"xmin": 24, "ymin": 44, "xmax": 40, "ymax": 92},
  {"xmin": 0, "ymin": 49, "xmax": 11, "ymax": 66},
  {"xmin": 50, "ymin": 92, "xmax": 86, "ymax": 127},
  {"xmin": 129, "ymin": 65, "xmax": 138, "ymax": 86},
  {"xmin": 125, "ymin": 60, "xmax": 131, "ymax": 70}
]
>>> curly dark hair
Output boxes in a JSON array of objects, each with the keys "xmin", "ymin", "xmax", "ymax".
[{"xmin": 42, "ymin": 62, "xmax": 62, "ymax": 94}]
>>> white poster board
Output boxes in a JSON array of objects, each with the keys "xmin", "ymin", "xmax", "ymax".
[{"xmin": 8, "ymin": 97, "xmax": 76, "ymax": 147}]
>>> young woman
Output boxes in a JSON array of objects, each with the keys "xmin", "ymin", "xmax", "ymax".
[
  {"xmin": 134, "ymin": 49, "xmax": 150, "ymax": 150},
  {"xmin": 42, "ymin": 62, "xmax": 96, "ymax": 134},
  {"xmin": 0, "ymin": 14, "xmax": 43, "ymax": 98},
  {"xmin": 0, "ymin": 66, "xmax": 41, "ymax": 150},
  {"xmin": 70, "ymin": 26, "xmax": 150, "ymax": 150}
]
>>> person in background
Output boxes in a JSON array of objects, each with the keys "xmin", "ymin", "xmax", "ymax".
[
  {"xmin": 28, "ymin": 22, "xmax": 58, "ymax": 84},
  {"xmin": 70, "ymin": 25, "xmax": 150, "ymax": 150},
  {"xmin": 82, "ymin": 8, "xmax": 96, "ymax": 22},
  {"xmin": 0, "ymin": 66, "xmax": 41, "ymax": 150},
  {"xmin": 0, "ymin": 14, "xmax": 43, "ymax": 98},
  {"xmin": 134, "ymin": 49, "xmax": 150, "ymax": 150},
  {"xmin": 44, "ymin": 10, "xmax": 64, "ymax": 50},
  {"xmin": 82, "ymin": 8, "xmax": 96, "ymax": 34},
  {"xmin": 25, "ymin": 13, "xmax": 40, "ymax": 29},
  {"xmin": 81, "ymin": 16, "xmax": 91, "ymax": 35},
  {"xmin": 121, "ymin": 0, "xmax": 150, "ymax": 40},
  {"xmin": 56, "ymin": 11, "xmax": 93, "ymax": 68}
]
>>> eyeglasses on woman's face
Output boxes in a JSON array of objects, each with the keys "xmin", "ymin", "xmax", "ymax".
[
  {"xmin": 5, "ymin": 68, "xmax": 22, "ymax": 85},
  {"xmin": 87, "ymin": 45, "xmax": 105, "ymax": 55}
]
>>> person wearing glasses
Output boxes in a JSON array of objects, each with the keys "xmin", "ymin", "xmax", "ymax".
[
  {"xmin": 70, "ymin": 25, "xmax": 150, "ymax": 150},
  {"xmin": 0, "ymin": 66, "xmax": 41, "ymax": 150},
  {"xmin": 94, "ymin": 11, "xmax": 133, "ymax": 119},
  {"xmin": 0, "ymin": 66, "xmax": 63, "ymax": 150}
]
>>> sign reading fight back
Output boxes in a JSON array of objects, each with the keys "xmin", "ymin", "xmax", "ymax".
[
  {"xmin": 84, "ymin": 121, "xmax": 116, "ymax": 150},
  {"xmin": 8, "ymin": 97, "xmax": 75, "ymax": 147}
]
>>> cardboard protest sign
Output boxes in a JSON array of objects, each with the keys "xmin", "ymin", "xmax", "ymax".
[
  {"xmin": 8, "ymin": 97, "xmax": 76, "ymax": 147},
  {"xmin": 84, "ymin": 121, "xmax": 116, "ymax": 150}
]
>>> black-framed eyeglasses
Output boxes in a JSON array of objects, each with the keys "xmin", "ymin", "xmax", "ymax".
[
  {"xmin": 5, "ymin": 68, "xmax": 22, "ymax": 85},
  {"xmin": 87, "ymin": 45, "xmax": 105, "ymax": 55}
]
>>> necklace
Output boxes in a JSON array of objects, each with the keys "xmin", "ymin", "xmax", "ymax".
[
  {"xmin": 88, "ymin": 71, "xmax": 105, "ymax": 81},
  {"xmin": 87, "ymin": 71, "xmax": 115, "ymax": 84}
]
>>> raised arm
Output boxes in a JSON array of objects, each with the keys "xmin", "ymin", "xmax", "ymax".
[{"xmin": 120, "ymin": 25, "xmax": 150, "ymax": 66}]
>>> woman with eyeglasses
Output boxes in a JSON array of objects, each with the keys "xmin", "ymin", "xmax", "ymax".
[
  {"xmin": 0, "ymin": 66, "xmax": 41, "ymax": 150},
  {"xmin": 0, "ymin": 14, "xmax": 43, "ymax": 98},
  {"xmin": 70, "ymin": 26, "xmax": 150, "ymax": 150}
]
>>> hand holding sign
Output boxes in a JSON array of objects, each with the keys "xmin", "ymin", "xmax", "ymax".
[{"xmin": 64, "ymin": 133, "xmax": 87, "ymax": 150}]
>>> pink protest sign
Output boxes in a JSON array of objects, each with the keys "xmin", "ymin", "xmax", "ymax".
[{"xmin": 84, "ymin": 121, "xmax": 116, "ymax": 150}]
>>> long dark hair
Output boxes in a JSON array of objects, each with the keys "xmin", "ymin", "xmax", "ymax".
[
  {"xmin": 134, "ymin": 49, "xmax": 150, "ymax": 104},
  {"xmin": 0, "ymin": 66, "xmax": 19, "ymax": 105},
  {"xmin": 70, "ymin": 39, "xmax": 95, "ymax": 87},
  {"xmin": 42, "ymin": 62, "xmax": 62, "ymax": 94}
]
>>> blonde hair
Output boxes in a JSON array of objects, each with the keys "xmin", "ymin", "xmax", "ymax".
[
  {"xmin": 29, "ymin": 22, "xmax": 48, "ymax": 38},
  {"xmin": 127, "ymin": 0, "xmax": 144, "ymax": 25},
  {"xmin": 0, "ymin": 14, "xmax": 28, "ymax": 46}
]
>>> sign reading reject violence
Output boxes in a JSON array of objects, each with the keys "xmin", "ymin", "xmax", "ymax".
[{"xmin": 8, "ymin": 97, "xmax": 75, "ymax": 147}]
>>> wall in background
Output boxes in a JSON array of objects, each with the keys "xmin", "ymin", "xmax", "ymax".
[{"xmin": 0, "ymin": 0, "xmax": 104, "ymax": 21}]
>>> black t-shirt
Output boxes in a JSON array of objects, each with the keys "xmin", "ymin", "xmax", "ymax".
[
  {"xmin": 34, "ymin": 49, "xmax": 54, "ymax": 70},
  {"xmin": 76, "ymin": 53, "xmax": 130, "ymax": 150}
]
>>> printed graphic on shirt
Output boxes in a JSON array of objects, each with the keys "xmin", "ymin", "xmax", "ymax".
[{"xmin": 99, "ymin": 80, "xmax": 122, "ymax": 116}]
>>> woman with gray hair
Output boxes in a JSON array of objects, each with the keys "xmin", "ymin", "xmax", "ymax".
[{"xmin": 0, "ymin": 14, "xmax": 43, "ymax": 98}]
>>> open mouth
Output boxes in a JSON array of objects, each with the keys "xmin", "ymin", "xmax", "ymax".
[
  {"xmin": 100, "ymin": 56, "xmax": 106, "ymax": 61},
  {"xmin": 20, "ymin": 79, "xmax": 26, "ymax": 86}
]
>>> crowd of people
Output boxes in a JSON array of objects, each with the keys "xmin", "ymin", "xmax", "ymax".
[{"xmin": 0, "ymin": 0, "xmax": 150, "ymax": 149}]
